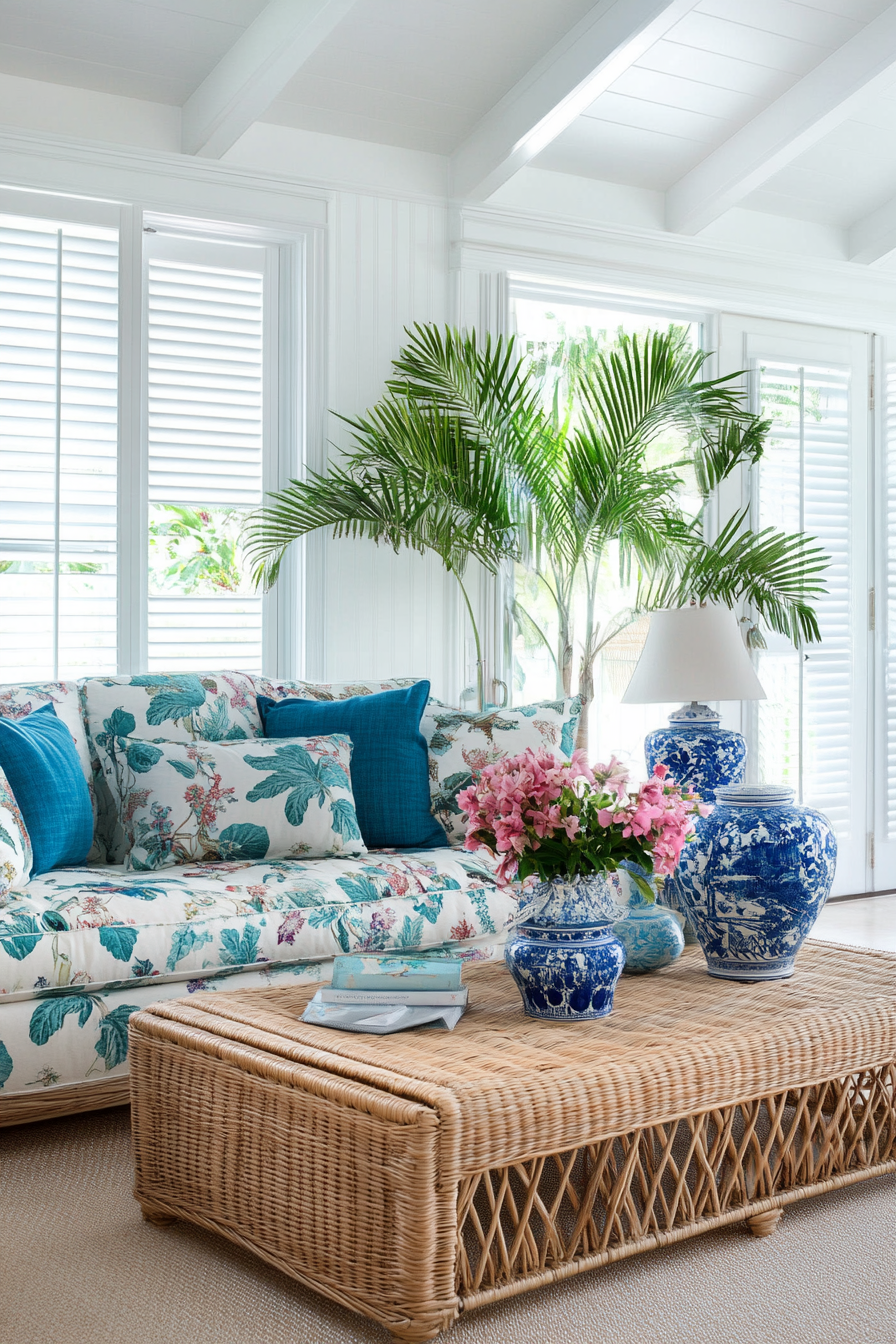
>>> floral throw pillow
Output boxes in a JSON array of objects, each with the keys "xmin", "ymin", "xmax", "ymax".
[
  {"xmin": 422, "ymin": 697, "xmax": 583, "ymax": 846},
  {"xmin": 0, "ymin": 763, "xmax": 31, "ymax": 904},
  {"xmin": 95, "ymin": 733, "xmax": 366, "ymax": 872}
]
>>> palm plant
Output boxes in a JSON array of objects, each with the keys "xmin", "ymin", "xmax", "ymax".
[{"xmin": 244, "ymin": 324, "xmax": 828, "ymax": 745}]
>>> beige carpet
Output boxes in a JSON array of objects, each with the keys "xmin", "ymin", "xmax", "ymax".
[{"xmin": 0, "ymin": 1107, "xmax": 893, "ymax": 1344}]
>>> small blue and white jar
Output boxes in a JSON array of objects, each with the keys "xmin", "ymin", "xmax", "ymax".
[
  {"xmin": 504, "ymin": 874, "xmax": 626, "ymax": 1020},
  {"xmin": 679, "ymin": 784, "xmax": 837, "ymax": 981},
  {"xmin": 601, "ymin": 863, "xmax": 686, "ymax": 974}
]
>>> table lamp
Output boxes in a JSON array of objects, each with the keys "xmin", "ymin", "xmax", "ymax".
[{"xmin": 622, "ymin": 604, "xmax": 766, "ymax": 799}]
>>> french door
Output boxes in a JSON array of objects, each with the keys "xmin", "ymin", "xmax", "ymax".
[{"xmin": 718, "ymin": 316, "xmax": 876, "ymax": 898}]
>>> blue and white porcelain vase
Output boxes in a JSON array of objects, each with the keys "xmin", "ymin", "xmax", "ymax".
[
  {"xmin": 504, "ymin": 874, "xmax": 626, "ymax": 1021},
  {"xmin": 678, "ymin": 784, "xmax": 837, "ymax": 981}
]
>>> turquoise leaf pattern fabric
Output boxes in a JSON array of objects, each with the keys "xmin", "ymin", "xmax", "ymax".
[
  {"xmin": 92, "ymin": 733, "xmax": 366, "ymax": 871},
  {"xmin": 0, "ymin": 672, "xmax": 523, "ymax": 1105},
  {"xmin": 0, "ymin": 935, "xmax": 510, "ymax": 1098},
  {"xmin": 420, "ymin": 696, "xmax": 583, "ymax": 845},
  {"xmin": 0, "ymin": 849, "xmax": 516, "ymax": 1002}
]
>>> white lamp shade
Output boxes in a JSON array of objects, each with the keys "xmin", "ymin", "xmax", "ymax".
[{"xmin": 621, "ymin": 606, "xmax": 766, "ymax": 705}]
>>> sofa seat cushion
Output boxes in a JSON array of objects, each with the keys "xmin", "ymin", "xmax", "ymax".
[{"xmin": 0, "ymin": 848, "xmax": 517, "ymax": 1002}]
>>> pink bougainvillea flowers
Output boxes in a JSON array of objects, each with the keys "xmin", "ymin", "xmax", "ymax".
[{"xmin": 457, "ymin": 746, "xmax": 710, "ymax": 888}]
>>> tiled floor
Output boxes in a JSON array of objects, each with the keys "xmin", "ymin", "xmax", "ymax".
[{"xmin": 812, "ymin": 893, "xmax": 896, "ymax": 952}]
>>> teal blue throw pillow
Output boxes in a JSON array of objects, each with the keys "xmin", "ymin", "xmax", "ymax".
[
  {"xmin": 257, "ymin": 681, "xmax": 447, "ymax": 850},
  {"xmin": 0, "ymin": 702, "xmax": 93, "ymax": 875}
]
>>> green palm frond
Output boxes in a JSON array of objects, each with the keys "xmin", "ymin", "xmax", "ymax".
[
  {"xmin": 636, "ymin": 510, "xmax": 829, "ymax": 645},
  {"xmin": 691, "ymin": 414, "xmax": 770, "ymax": 499},
  {"xmin": 385, "ymin": 322, "xmax": 545, "ymax": 462},
  {"xmin": 577, "ymin": 330, "xmax": 760, "ymax": 460}
]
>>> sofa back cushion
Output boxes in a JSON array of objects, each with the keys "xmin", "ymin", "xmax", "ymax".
[
  {"xmin": 95, "ymin": 732, "xmax": 366, "ymax": 871},
  {"xmin": 81, "ymin": 672, "xmax": 265, "ymax": 862},
  {"xmin": 254, "ymin": 676, "xmax": 420, "ymax": 702},
  {"xmin": 0, "ymin": 762, "xmax": 31, "ymax": 903},
  {"xmin": 0, "ymin": 679, "xmax": 104, "ymax": 863},
  {"xmin": 257, "ymin": 681, "xmax": 447, "ymax": 850},
  {"xmin": 0, "ymin": 704, "xmax": 93, "ymax": 874},
  {"xmin": 423, "ymin": 696, "xmax": 583, "ymax": 845}
]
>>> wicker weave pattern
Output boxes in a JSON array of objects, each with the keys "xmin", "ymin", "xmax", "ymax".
[
  {"xmin": 130, "ymin": 942, "xmax": 895, "ymax": 1342},
  {"xmin": 457, "ymin": 1063, "xmax": 895, "ymax": 1305}
]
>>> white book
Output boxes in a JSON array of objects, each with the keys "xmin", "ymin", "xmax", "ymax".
[
  {"xmin": 301, "ymin": 998, "xmax": 465, "ymax": 1035},
  {"xmin": 316, "ymin": 985, "xmax": 468, "ymax": 1007}
]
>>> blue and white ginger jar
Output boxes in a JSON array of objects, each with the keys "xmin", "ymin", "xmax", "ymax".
[
  {"xmin": 504, "ymin": 874, "xmax": 626, "ymax": 1020},
  {"xmin": 678, "ymin": 784, "xmax": 837, "ymax": 981}
]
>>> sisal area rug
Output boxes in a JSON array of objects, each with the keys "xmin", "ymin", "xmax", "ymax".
[{"xmin": 0, "ymin": 1106, "xmax": 893, "ymax": 1344}]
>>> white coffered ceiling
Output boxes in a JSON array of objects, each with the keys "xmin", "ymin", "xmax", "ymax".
[{"xmin": 0, "ymin": 0, "xmax": 894, "ymax": 259}]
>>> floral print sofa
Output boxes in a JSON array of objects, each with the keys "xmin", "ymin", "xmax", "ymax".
[{"xmin": 0, "ymin": 672, "xmax": 518, "ymax": 1123}]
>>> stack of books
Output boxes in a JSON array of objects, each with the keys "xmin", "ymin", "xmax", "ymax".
[{"xmin": 301, "ymin": 953, "xmax": 468, "ymax": 1035}]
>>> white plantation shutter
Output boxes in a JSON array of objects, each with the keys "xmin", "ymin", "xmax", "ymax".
[
  {"xmin": 877, "ymin": 350, "xmax": 896, "ymax": 888},
  {"xmin": 0, "ymin": 215, "xmax": 118, "ymax": 681},
  {"xmin": 747, "ymin": 339, "xmax": 869, "ymax": 897},
  {"xmin": 145, "ymin": 238, "xmax": 266, "ymax": 673}
]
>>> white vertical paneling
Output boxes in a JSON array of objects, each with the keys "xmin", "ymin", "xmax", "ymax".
[
  {"xmin": 873, "ymin": 337, "xmax": 896, "ymax": 890},
  {"xmin": 319, "ymin": 190, "xmax": 455, "ymax": 699}
]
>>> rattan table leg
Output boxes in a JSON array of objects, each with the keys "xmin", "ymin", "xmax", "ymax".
[
  {"xmin": 746, "ymin": 1208, "xmax": 784, "ymax": 1237},
  {"xmin": 139, "ymin": 1201, "xmax": 179, "ymax": 1228}
]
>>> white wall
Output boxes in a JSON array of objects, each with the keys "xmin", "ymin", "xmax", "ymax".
[
  {"xmin": 318, "ymin": 190, "xmax": 459, "ymax": 701},
  {"xmin": 3, "ymin": 74, "xmax": 896, "ymax": 706}
]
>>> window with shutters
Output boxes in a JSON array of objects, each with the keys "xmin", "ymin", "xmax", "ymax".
[
  {"xmin": 145, "ymin": 234, "xmax": 269, "ymax": 673},
  {"xmin": 740, "ymin": 328, "xmax": 870, "ymax": 899},
  {"xmin": 0, "ymin": 213, "xmax": 118, "ymax": 681},
  {"xmin": 752, "ymin": 361, "xmax": 853, "ymax": 819}
]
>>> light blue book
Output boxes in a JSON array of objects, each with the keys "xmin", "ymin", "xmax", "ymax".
[{"xmin": 330, "ymin": 953, "xmax": 463, "ymax": 992}]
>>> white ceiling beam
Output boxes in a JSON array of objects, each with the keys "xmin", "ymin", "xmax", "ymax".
[
  {"xmin": 450, "ymin": 0, "xmax": 701, "ymax": 203},
  {"xmin": 849, "ymin": 195, "xmax": 896, "ymax": 264},
  {"xmin": 182, "ymin": 0, "xmax": 357, "ymax": 159},
  {"xmin": 665, "ymin": 2, "xmax": 896, "ymax": 236}
]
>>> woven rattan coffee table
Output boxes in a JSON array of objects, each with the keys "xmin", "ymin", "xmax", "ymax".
[{"xmin": 130, "ymin": 942, "xmax": 895, "ymax": 1341}]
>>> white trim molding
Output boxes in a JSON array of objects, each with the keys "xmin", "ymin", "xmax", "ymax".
[
  {"xmin": 0, "ymin": 127, "xmax": 329, "ymax": 229},
  {"xmin": 452, "ymin": 204, "xmax": 896, "ymax": 336}
]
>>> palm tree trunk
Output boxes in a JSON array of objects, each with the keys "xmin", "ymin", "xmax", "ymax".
[
  {"xmin": 574, "ymin": 556, "xmax": 602, "ymax": 754},
  {"xmin": 575, "ymin": 655, "xmax": 596, "ymax": 754}
]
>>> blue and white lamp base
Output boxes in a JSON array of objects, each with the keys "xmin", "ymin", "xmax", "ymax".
[
  {"xmin": 644, "ymin": 700, "xmax": 747, "ymax": 799},
  {"xmin": 646, "ymin": 701, "xmax": 746, "ymax": 943}
]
